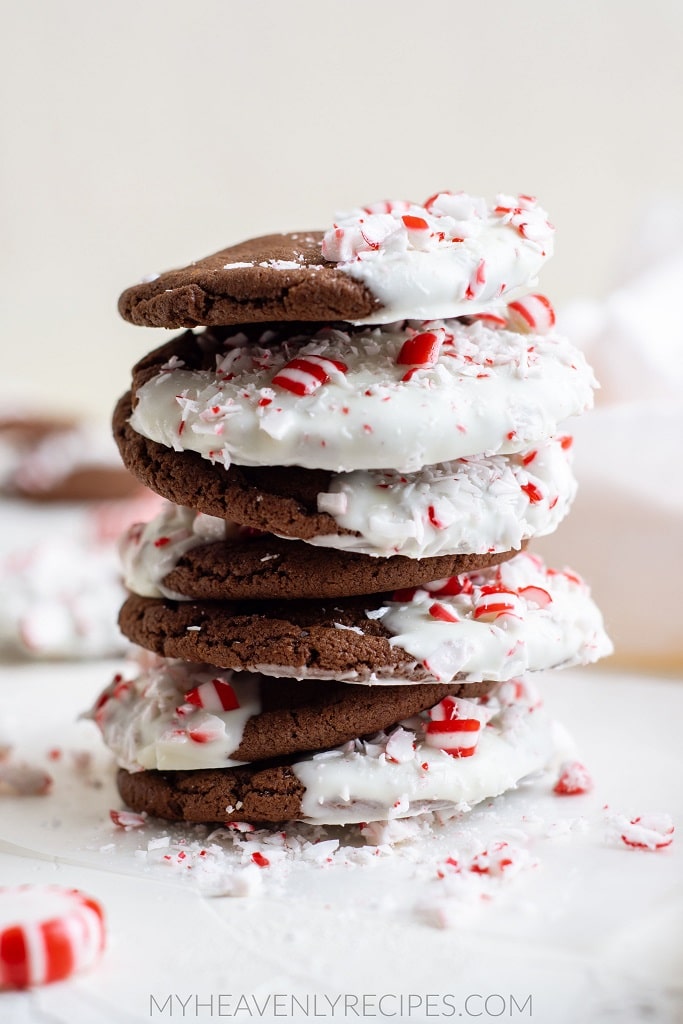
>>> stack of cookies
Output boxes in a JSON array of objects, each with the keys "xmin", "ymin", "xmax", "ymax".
[{"xmin": 91, "ymin": 191, "xmax": 612, "ymax": 826}]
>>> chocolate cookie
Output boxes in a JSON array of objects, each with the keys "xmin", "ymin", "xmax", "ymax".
[
  {"xmin": 234, "ymin": 677, "xmax": 492, "ymax": 763},
  {"xmin": 114, "ymin": 388, "xmax": 354, "ymax": 540},
  {"xmin": 117, "ymin": 763, "xmax": 305, "ymax": 823},
  {"xmin": 169, "ymin": 537, "xmax": 507, "ymax": 602},
  {"xmin": 118, "ymin": 233, "xmax": 380, "ymax": 329},
  {"xmin": 118, "ymin": 593, "xmax": 422, "ymax": 680}
]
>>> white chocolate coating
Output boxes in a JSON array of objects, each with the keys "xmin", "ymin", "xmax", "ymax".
[
  {"xmin": 312, "ymin": 437, "xmax": 576, "ymax": 557},
  {"xmin": 88, "ymin": 659, "xmax": 261, "ymax": 772},
  {"xmin": 374, "ymin": 551, "xmax": 612, "ymax": 684},
  {"xmin": 120, "ymin": 503, "xmax": 243, "ymax": 600},
  {"xmin": 322, "ymin": 193, "xmax": 554, "ymax": 325},
  {"xmin": 293, "ymin": 681, "xmax": 555, "ymax": 824},
  {"xmin": 130, "ymin": 320, "xmax": 596, "ymax": 473}
]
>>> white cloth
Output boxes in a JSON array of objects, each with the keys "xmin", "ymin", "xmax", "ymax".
[{"xmin": 537, "ymin": 204, "xmax": 683, "ymax": 668}]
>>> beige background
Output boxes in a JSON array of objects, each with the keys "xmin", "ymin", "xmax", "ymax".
[{"xmin": 1, "ymin": 0, "xmax": 682, "ymax": 418}]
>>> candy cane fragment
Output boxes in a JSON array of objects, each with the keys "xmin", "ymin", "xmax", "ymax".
[
  {"xmin": 507, "ymin": 294, "xmax": 556, "ymax": 334},
  {"xmin": 396, "ymin": 331, "xmax": 443, "ymax": 368},
  {"xmin": 553, "ymin": 761, "xmax": 592, "ymax": 795},
  {"xmin": 424, "ymin": 719, "xmax": 481, "ymax": 757},
  {"xmin": 184, "ymin": 678, "xmax": 240, "ymax": 712},
  {"xmin": 272, "ymin": 356, "xmax": 348, "ymax": 397}
]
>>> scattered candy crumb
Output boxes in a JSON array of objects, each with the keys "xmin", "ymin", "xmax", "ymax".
[
  {"xmin": 606, "ymin": 811, "xmax": 675, "ymax": 851},
  {"xmin": 553, "ymin": 760, "xmax": 593, "ymax": 796}
]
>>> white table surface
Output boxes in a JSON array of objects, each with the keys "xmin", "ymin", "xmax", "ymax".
[{"xmin": 0, "ymin": 661, "xmax": 681, "ymax": 1024}]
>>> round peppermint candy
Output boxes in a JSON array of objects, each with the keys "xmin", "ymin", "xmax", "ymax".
[{"xmin": 0, "ymin": 885, "xmax": 105, "ymax": 989}]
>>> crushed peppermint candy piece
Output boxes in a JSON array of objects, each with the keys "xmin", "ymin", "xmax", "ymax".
[
  {"xmin": 110, "ymin": 809, "xmax": 147, "ymax": 829},
  {"xmin": 184, "ymin": 678, "xmax": 240, "ymax": 713},
  {"xmin": 424, "ymin": 718, "xmax": 481, "ymax": 758},
  {"xmin": 608, "ymin": 812, "xmax": 675, "ymax": 851},
  {"xmin": 319, "ymin": 192, "xmax": 554, "ymax": 324},
  {"xmin": 0, "ymin": 885, "xmax": 105, "ymax": 989},
  {"xmin": 396, "ymin": 330, "xmax": 444, "ymax": 369},
  {"xmin": 506, "ymin": 294, "xmax": 556, "ymax": 334},
  {"xmin": 272, "ymin": 356, "xmax": 348, "ymax": 397},
  {"xmin": 553, "ymin": 761, "xmax": 593, "ymax": 796},
  {"xmin": 473, "ymin": 589, "xmax": 525, "ymax": 622},
  {"xmin": 385, "ymin": 727, "xmax": 416, "ymax": 764}
]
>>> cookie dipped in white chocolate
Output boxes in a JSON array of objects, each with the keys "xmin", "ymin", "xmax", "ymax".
[
  {"xmin": 322, "ymin": 193, "xmax": 554, "ymax": 325},
  {"xmin": 120, "ymin": 503, "xmax": 244, "ymax": 600},
  {"xmin": 130, "ymin": 318, "xmax": 596, "ymax": 473},
  {"xmin": 293, "ymin": 678, "xmax": 558, "ymax": 824},
  {"xmin": 313, "ymin": 436, "xmax": 576, "ymax": 558},
  {"xmin": 368, "ymin": 551, "xmax": 612, "ymax": 684},
  {"xmin": 88, "ymin": 659, "xmax": 261, "ymax": 772}
]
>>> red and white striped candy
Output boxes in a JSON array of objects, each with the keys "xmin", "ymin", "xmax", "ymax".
[
  {"xmin": 429, "ymin": 695, "xmax": 473, "ymax": 722},
  {"xmin": 473, "ymin": 589, "xmax": 525, "ymax": 622},
  {"xmin": 0, "ymin": 885, "xmax": 105, "ymax": 989},
  {"xmin": 424, "ymin": 718, "xmax": 481, "ymax": 758},
  {"xmin": 272, "ymin": 356, "xmax": 348, "ymax": 397},
  {"xmin": 425, "ymin": 696, "xmax": 483, "ymax": 757},
  {"xmin": 506, "ymin": 294, "xmax": 556, "ymax": 334},
  {"xmin": 184, "ymin": 678, "xmax": 240, "ymax": 713},
  {"xmin": 428, "ymin": 602, "xmax": 459, "ymax": 623}
]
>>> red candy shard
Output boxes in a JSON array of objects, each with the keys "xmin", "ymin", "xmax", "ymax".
[
  {"xmin": 396, "ymin": 331, "xmax": 442, "ymax": 367},
  {"xmin": 521, "ymin": 481, "xmax": 543, "ymax": 503},
  {"xmin": 428, "ymin": 602, "xmax": 459, "ymax": 623},
  {"xmin": 401, "ymin": 214, "xmax": 429, "ymax": 231},
  {"xmin": 251, "ymin": 851, "xmax": 270, "ymax": 868}
]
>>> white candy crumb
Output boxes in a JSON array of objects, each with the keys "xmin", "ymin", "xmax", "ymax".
[{"xmin": 605, "ymin": 810, "xmax": 675, "ymax": 851}]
